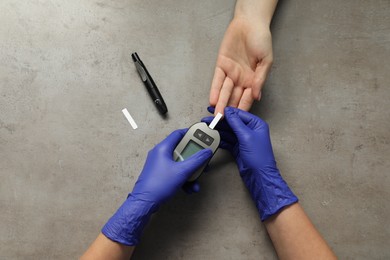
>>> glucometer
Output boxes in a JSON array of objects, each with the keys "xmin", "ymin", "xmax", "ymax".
[{"xmin": 173, "ymin": 113, "xmax": 223, "ymax": 182}]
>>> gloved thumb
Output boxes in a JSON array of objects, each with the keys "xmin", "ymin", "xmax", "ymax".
[
  {"xmin": 224, "ymin": 107, "xmax": 248, "ymax": 136},
  {"xmin": 178, "ymin": 149, "xmax": 212, "ymax": 178}
]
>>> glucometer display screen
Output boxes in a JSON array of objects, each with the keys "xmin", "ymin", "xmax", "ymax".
[{"xmin": 176, "ymin": 140, "xmax": 204, "ymax": 161}]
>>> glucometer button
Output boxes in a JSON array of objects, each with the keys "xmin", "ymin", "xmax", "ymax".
[
  {"xmin": 203, "ymin": 135, "xmax": 214, "ymax": 146},
  {"xmin": 194, "ymin": 129, "xmax": 206, "ymax": 141}
]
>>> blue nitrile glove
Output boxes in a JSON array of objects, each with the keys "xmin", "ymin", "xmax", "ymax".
[
  {"xmin": 102, "ymin": 129, "xmax": 212, "ymax": 246},
  {"xmin": 202, "ymin": 107, "xmax": 298, "ymax": 221}
]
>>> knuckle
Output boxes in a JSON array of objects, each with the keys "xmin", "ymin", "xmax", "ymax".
[{"xmin": 241, "ymin": 98, "xmax": 253, "ymax": 108}]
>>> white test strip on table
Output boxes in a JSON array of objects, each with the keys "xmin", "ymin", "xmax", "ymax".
[
  {"xmin": 208, "ymin": 112, "xmax": 223, "ymax": 130},
  {"xmin": 122, "ymin": 108, "xmax": 138, "ymax": 129}
]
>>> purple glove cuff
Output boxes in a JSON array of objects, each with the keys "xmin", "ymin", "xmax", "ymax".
[
  {"xmin": 102, "ymin": 194, "xmax": 159, "ymax": 246},
  {"xmin": 242, "ymin": 168, "xmax": 298, "ymax": 221}
]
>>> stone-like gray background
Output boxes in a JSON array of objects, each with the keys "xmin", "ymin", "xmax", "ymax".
[{"xmin": 1, "ymin": 0, "xmax": 389, "ymax": 259}]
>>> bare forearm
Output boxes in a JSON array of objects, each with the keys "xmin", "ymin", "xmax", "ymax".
[
  {"xmin": 81, "ymin": 233, "xmax": 134, "ymax": 260},
  {"xmin": 265, "ymin": 203, "xmax": 337, "ymax": 260},
  {"xmin": 234, "ymin": 0, "xmax": 278, "ymax": 26}
]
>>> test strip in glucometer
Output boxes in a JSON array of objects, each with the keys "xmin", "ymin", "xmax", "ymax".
[
  {"xmin": 208, "ymin": 112, "xmax": 223, "ymax": 130},
  {"xmin": 122, "ymin": 108, "xmax": 138, "ymax": 129}
]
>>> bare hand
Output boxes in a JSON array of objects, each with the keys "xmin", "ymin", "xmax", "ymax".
[{"xmin": 209, "ymin": 18, "xmax": 273, "ymax": 115}]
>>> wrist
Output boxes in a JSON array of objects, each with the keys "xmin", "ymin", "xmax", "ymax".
[
  {"xmin": 234, "ymin": 0, "xmax": 278, "ymax": 28},
  {"xmin": 231, "ymin": 16, "xmax": 272, "ymax": 33},
  {"xmin": 102, "ymin": 194, "xmax": 159, "ymax": 246},
  {"xmin": 233, "ymin": 14, "xmax": 271, "ymax": 29},
  {"xmin": 242, "ymin": 168, "xmax": 298, "ymax": 221}
]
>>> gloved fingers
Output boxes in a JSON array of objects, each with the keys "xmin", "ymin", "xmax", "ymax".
[
  {"xmin": 219, "ymin": 130, "xmax": 237, "ymax": 145},
  {"xmin": 201, "ymin": 116, "xmax": 236, "ymax": 150},
  {"xmin": 158, "ymin": 128, "xmax": 188, "ymax": 155},
  {"xmin": 201, "ymin": 116, "xmax": 213, "ymax": 124},
  {"xmin": 207, "ymin": 106, "xmax": 215, "ymax": 114},
  {"xmin": 224, "ymin": 107, "xmax": 250, "ymax": 136},
  {"xmin": 182, "ymin": 181, "xmax": 200, "ymax": 194},
  {"xmin": 177, "ymin": 148, "xmax": 212, "ymax": 178},
  {"xmin": 228, "ymin": 107, "xmax": 267, "ymax": 131},
  {"xmin": 219, "ymin": 140, "xmax": 234, "ymax": 151},
  {"xmin": 201, "ymin": 115, "xmax": 236, "ymax": 147}
]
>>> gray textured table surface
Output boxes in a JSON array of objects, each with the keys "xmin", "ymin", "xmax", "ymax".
[{"xmin": 1, "ymin": 0, "xmax": 389, "ymax": 259}]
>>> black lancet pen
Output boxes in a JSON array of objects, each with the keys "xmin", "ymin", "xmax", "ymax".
[{"xmin": 131, "ymin": 52, "xmax": 168, "ymax": 115}]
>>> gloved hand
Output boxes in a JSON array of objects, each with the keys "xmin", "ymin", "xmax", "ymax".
[
  {"xmin": 102, "ymin": 129, "xmax": 212, "ymax": 246},
  {"xmin": 202, "ymin": 107, "xmax": 298, "ymax": 221}
]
